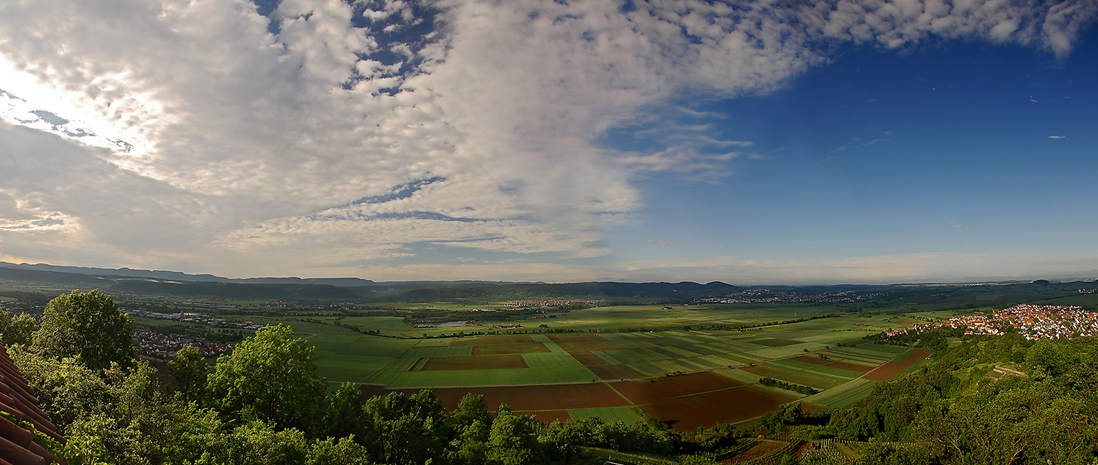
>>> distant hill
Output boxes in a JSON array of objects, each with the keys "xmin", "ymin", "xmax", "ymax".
[
  {"xmin": 0, "ymin": 262, "xmax": 738, "ymax": 303},
  {"xmin": 0, "ymin": 262, "xmax": 376, "ymax": 286},
  {"xmin": 368, "ymin": 281, "xmax": 740, "ymax": 304}
]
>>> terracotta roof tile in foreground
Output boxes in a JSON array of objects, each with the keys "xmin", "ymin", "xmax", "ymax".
[{"xmin": 0, "ymin": 342, "xmax": 65, "ymax": 465}]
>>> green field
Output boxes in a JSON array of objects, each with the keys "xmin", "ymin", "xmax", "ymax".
[
  {"xmin": 113, "ymin": 297, "xmax": 971, "ymax": 426},
  {"xmin": 567, "ymin": 407, "xmax": 643, "ymax": 424},
  {"xmin": 212, "ymin": 306, "xmax": 927, "ymax": 427},
  {"xmin": 245, "ymin": 309, "xmax": 918, "ymax": 396},
  {"xmin": 803, "ymin": 378, "xmax": 878, "ymax": 408}
]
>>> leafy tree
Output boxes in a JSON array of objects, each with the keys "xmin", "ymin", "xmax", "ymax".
[
  {"xmin": 451, "ymin": 392, "xmax": 491, "ymax": 428},
  {"xmin": 32, "ymin": 290, "xmax": 136, "ymax": 370},
  {"xmin": 10, "ymin": 345, "xmax": 113, "ymax": 431},
  {"xmin": 194, "ymin": 420, "xmax": 310, "ymax": 465},
  {"xmin": 362, "ymin": 390, "xmax": 452, "ymax": 465},
  {"xmin": 207, "ymin": 324, "xmax": 326, "ymax": 432},
  {"xmin": 0, "ymin": 309, "xmax": 37, "ymax": 346},
  {"xmin": 486, "ymin": 405, "xmax": 542, "ymax": 465},
  {"xmin": 319, "ymin": 382, "xmax": 369, "ymax": 440},
  {"xmin": 167, "ymin": 344, "xmax": 211, "ymax": 404},
  {"xmin": 1025, "ymin": 339, "xmax": 1075, "ymax": 379}
]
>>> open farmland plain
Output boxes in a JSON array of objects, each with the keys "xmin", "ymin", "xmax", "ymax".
[{"xmin": 237, "ymin": 306, "xmax": 938, "ymax": 429}]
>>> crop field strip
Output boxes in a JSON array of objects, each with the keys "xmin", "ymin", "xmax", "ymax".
[
  {"xmin": 802, "ymin": 378, "xmax": 878, "ymax": 408},
  {"xmin": 861, "ymin": 348, "xmax": 932, "ymax": 381},
  {"xmin": 522, "ymin": 352, "xmax": 585, "ymax": 369}
]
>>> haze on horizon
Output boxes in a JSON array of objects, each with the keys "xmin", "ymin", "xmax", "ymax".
[{"xmin": 0, "ymin": 0, "xmax": 1096, "ymax": 286}]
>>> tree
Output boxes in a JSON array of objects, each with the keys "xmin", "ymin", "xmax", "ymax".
[
  {"xmin": 207, "ymin": 324, "xmax": 326, "ymax": 432},
  {"xmin": 362, "ymin": 390, "xmax": 451, "ymax": 465},
  {"xmin": 32, "ymin": 290, "xmax": 136, "ymax": 370},
  {"xmin": 0, "ymin": 309, "xmax": 37, "ymax": 346},
  {"xmin": 319, "ymin": 382, "xmax": 368, "ymax": 440},
  {"xmin": 167, "ymin": 344, "xmax": 211, "ymax": 404},
  {"xmin": 451, "ymin": 393, "xmax": 491, "ymax": 428},
  {"xmin": 486, "ymin": 406, "xmax": 542, "ymax": 465}
]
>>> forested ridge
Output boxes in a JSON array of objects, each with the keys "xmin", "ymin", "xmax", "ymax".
[{"xmin": 3, "ymin": 290, "xmax": 1098, "ymax": 464}]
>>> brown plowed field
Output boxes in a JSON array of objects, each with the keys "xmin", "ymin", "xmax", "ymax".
[
  {"xmin": 638, "ymin": 387, "xmax": 796, "ymax": 431},
  {"xmin": 862, "ymin": 348, "xmax": 931, "ymax": 381},
  {"xmin": 611, "ymin": 372, "xmax": 743, "ymax": 405},
  {"xmin": 417, "ymin": 383, "xmax": 630, "ymax": 411},
  {"xmin": 451, "ymin": 334, "xmax": 535, "ymax": 346},
  {"xmin": 826, "ymin": 361, "xmax": 874, "ymax": 373},
  {"xmin": 589, "ymin": 365, "xmax": 645, "ymax": 380},
  {"xmin": 358, "ymin": 384, "xmax": 388, "ymax": 400},
  {"xmin": 421, "ymin": 354, "xmax": 528, "ymax": 371},
  {"xmin": 471, "ymin": 342, "xmax": 551, "ymax": 355},
  {"xmin": 571, "ymin": 352, "xmax": 610, "ymax": 366}
]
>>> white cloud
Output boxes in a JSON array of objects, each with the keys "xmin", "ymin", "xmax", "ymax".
[{"xmin": 0, "ymin": 0, "xmax": 1093, "ymax": 279}]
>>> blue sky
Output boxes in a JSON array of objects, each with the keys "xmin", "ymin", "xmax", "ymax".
[
  {"xmin": 0, "ymin": 0, "xmax": 1096, "ymax": 284},
  {"xmin": 611, "ymin": 36, "xmax": 1098, "ymax": 278}
]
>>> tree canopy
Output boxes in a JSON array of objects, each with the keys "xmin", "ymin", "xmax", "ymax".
[
  {"xmin": 207, "ymin": 324, "xmax": 326, "ymax": 431},
  {"xmin": 0, "ymin": 309, "xmax": 37, "ymax": 346},
  {"xmin": 31, "ymin": 289, "xmax": 136, "ymax": 370}
]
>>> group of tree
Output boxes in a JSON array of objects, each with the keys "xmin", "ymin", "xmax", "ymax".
[
  {"xmin": 1, "ymin": 290, "xmax": 753, "ymax": 465},
  {"xmin": 757, "ymin": 377, "xmax": 817, "ymax": 395},
  {"xmin": 753, "ymin": 328, "xmax": 1098, "ymax": 464}
]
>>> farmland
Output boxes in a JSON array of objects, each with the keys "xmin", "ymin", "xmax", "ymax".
[
  {"xmin": 93, "ymin": 281, "xmax": 1098, "ymax": 430},
  {"xmin": 8, "ymin": 267, "xmax": 1098, "ymax": 434},
  {"xmin": 212, "ymin": 306, "xmax": 938, "ymax": 429}
]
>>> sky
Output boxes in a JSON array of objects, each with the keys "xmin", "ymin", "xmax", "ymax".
[{"xmin": 0, "ymin": 0, "xmax": 1096, "ymax": 285}]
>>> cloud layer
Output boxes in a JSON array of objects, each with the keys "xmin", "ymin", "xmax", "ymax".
[{"xmin": 0, "ymin": 0, "xmax": 1094, "ymax": 280}]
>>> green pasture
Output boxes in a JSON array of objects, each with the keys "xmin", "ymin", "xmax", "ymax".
[{"xmin": 567, "ymin": 407, "xmax": 642, "ymax": 424}]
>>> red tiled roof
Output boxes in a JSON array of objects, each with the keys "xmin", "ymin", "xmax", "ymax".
[{"xmin": 0, "ymin": 342, "xmax": 65, "ymax": 465}]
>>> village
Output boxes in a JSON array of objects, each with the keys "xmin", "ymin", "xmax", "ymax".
[
  {"xmin": 697, "ymin": 289, "xmax": 890, "ymax": 304},
  {"xmin": 122, "ymin": 307, "xmax": 267, "ymax": 331},
  {"xmin": 886, "ymin": 304, "xmax": 1098, "ymax": 340},
  {"xmin": 133, "ymin": 327, "xmax": 233, "ymax": 359}
]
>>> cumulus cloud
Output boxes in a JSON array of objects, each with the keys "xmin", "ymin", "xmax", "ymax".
[{"xmin": 0, "ymin": 0, "xmax": 1094, "ymax": 278}]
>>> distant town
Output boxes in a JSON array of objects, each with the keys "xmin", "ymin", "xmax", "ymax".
[
  {"xmin": 886, "ymin": 304, "xmax": 1098, "ymax": 340},
  {"xmin": 697, "ymin": 289, "xmax": 889, "ymax": 304},
  {"xmin": 123, "ymin": 308, "xmax": 269, "ymax": 359}
]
